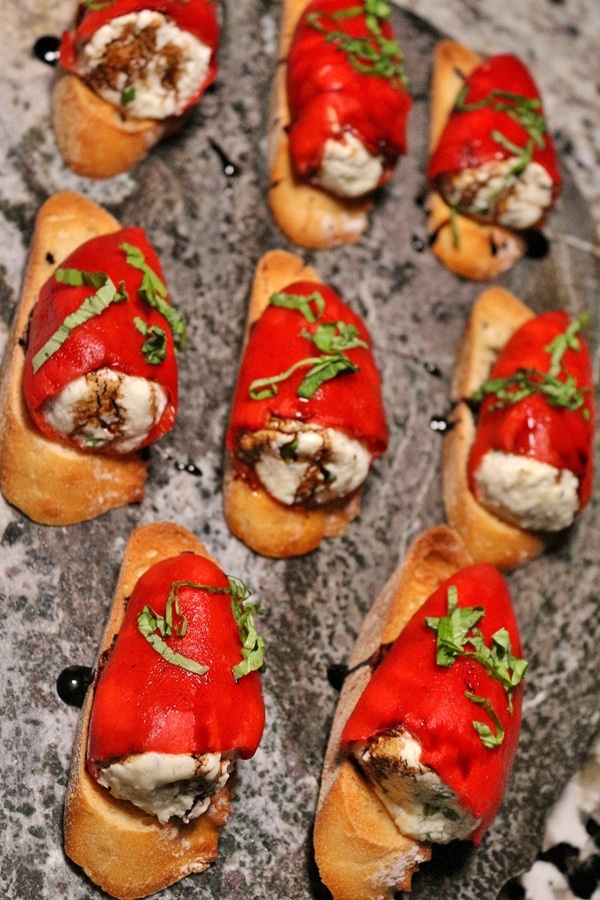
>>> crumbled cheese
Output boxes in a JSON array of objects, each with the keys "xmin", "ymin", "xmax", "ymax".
[
  {"xmin": 42, "ymin": 367, "xmax": 168, "ymax": 453},
  {"xmin": 80, "ymin": 11, "xmax": 212, "ymax": 119},
  {"xmin": 474, "ymin": 450, "xmax": 580, "ymax": 531},
  {"xmin": 238, "ymin": 424, "xmax": 372, "ymax": 505},
  {"xmin": 353, "ymin": 731, "xmax": 479, "ymax": 843},
  {"xmin": 98, "ymin": 751, "xmax": 232, "ymax": 824},
  {"xmin": 313, "ymin": 131, "xmax": 384, "ymax": 198},
  {"xmin": 442, "ymin": 157, "xmax": 554, "ymax": 230}
]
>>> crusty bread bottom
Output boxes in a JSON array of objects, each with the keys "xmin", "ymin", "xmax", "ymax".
[
  {"xmin": 223, "ymin": 248, "xmax": 366, "ymax": 558},
  {"xmin": 314, "ymin": 525, "xmax": 474, "ymax": 899},
  {"xmin": 51, "ymin": 72, "xmax": 170, "ymax": 179},
  {"xmin": 442, "ymin": 287, "xmax": 545, "ymax": 570},
  {"xmin": 426, "ymin": 40, "xmax": 526, "ymax": 281},
  {"xmin": 0, "ymin": 191, "xmax": 147, "ymax": 525},
  {"xmin": 267, "ymin": 0, "xmax": 372, "ymax": 248},
  {"xmin": 64, "ymin": 523, "xmax": 231, "ymax": 900}
]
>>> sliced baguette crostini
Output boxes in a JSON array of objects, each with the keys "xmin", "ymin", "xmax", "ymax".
[
  {"xmin": 223, "ymin": 248, "xmax": 388, "ymax": 557},
  {"xmin": 425, "ymin": 40, "xmax": 527, "ymax": 281},
  {"xmin": 442, "ymin": 287, "xmax": 594, "ymax": 570},
  {"xmin": 0, "ymin": 191, "xmax": 151, "ymax": 525},
  {"xmin": 268, "ymin": 0, "xmax": 411, "ymax": 249},
  {"xmin": 52, "ymin": 0, "xmax": 219, "ymax": 178},
  {"xmin": 314, "ymin": 524, "xmax": 526, "ymax": 898},
  {"xmin": 64, "ymin": 521, "xmax": 265, "ymax": 900}
]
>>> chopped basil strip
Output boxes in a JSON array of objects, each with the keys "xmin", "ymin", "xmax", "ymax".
[
  {"xmin": 134, "ymin": 317, "xmax": 168, "ymax": 365},
  {"xmin": 136, "ymin": 576, "xmax": 264, "ymax": 681},
  {"xmin": 269, "ymin": 290, "xmax": 326, "ymax": 323},
  {"xmin": 307, "ymin": 0, "xmax": 409, "ymax": 88},
  {"xmin": 229, "ymin": 576, "xmax": 265, "ymax": 681},
  {"xmin": 31, "ymin": 269, "xmax": 127, "ymax": 373},
  {"xmin": 121, "ymin": 86, "xmax": 136, "ymax": 105},
  {"xmin": 120, "ymin": 242, "xmax": 186, "ymax": 351},
  {"xmin": 137, "ymin": 585, "xmax": 208, "ymax": 676},
  {"xmin": 249, "ymin": 289, "xmax": 367, "ymax": 400},
  {"xmin": 425, "ymin": 584, "xmax": 527, "ymax": 748},
  {"xmin": 466, "ymin": 693, "xmax": 505, "ymax": 749},
  {"xmin": 470, "ymin": 314, "xmax": 590, "ymax": 416}
]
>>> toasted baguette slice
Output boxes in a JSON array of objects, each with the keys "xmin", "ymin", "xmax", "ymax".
[
  {"xmin": 314, "ymin": 525, "xmax": 474, "ymax": 899},
  {"xmin": 0, "ymin": 191, "xmax": 147, "ymax": 525},
  {"xmin": 267, "ymin": 0, "xmax": 372, "ymax": 249},
  {"xmin": 64, "ymin": 522, "xmax": 232, "ymax": 900},
  {"xmin": 223, "ymin": 248, "xmax": 364, "ymax": 558},
  {"xmin": 442, "ymin": 287, "xmax": 545, "ymax": 570},
  {"xmin": 51, "ymin": 72, "xmax": 174, "ymax": 179},
  {"xmin": 426, "ymin": 40, "xmax": 526, "ymax": 281}
]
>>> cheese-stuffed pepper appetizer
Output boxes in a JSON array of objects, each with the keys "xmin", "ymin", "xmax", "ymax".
[
  {"xmin": 224, "ymin": 249, "xmax": 388, "ymax": 557},
  {"xmin": 64, "ymin": 522, "xmax": 266, "ymax": 900},
  {"xmin": 0, "ymin": 191, "xmax": 183, "ymax": 526},
  {"xmin": 53, "ymin": 0, "xmax": 220, "ymax": 178},
  {"xmin": 269, "ymin": 0, "xmax": 412, "ymax": 248},
  {"xmin": 314, "ymin": 525, "xmax": 526, "ymax": 899},
  {"xmin": 443, "ymin": 287, "xmax": 595, "ymax": 570},
  {"xmin": 426, "ymin": 40, "xmax": 561, "ymax": 280}
]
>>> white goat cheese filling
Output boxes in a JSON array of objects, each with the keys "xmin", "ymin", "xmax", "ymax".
[
  {"xmin": 80, "ymin": 11, "xmax": 212, "ymax": 119},
  {"xmin": 314, "ymin": 131, "xmax": 384, "ymax": 198},
  {"xmin": 42, "ymin": 367, "xmax": 168, "ymax": 453},
  {"xmin": 98, "ymin": 751, "xmax": 232, "ymax": 824},
  {"xmin": 238, "ymin": 424, "xmax": 372, "ymax": 506},
  {"xmin": 474, "ymin": 450, "xmax": 580, "ymax": 531},
  {"xmin": 354, "ymin": 731, "xmax": 479, "ymax": 843},
  {"xmin": 443, "ymin": 157, "xmax": 554, "ymax": 230}
]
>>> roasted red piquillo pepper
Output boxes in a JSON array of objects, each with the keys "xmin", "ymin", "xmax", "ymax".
[
  {"xmin": 427, "ymin": 54, "xmax": 561, "ymax": 228},
  {"xmin": 468, "ymin": 311, "xmax": 595, "ymax": 510},
  {"xmin": 87, "ymin": 552, "xmax": 265, "ymax": 770},
  {"xmin": 60, "ymin": 0, "xmax": 219, "ymax": 116},
  {"xmin": 225, "ymin": 280, "xmax": 388, "ymax": 491},
  {"xmin": 286, "ymin": 0, "xmax": 412, "ymax": 190},
  {"xmin": 342, "ymin": 562, "xmax": 526, "ymax": 843},
  {"xmin": 22, "ymin": 227, "xmax": 182, "ymax": 452}
]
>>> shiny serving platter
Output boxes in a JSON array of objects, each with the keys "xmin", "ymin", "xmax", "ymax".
[{"xmin": 0, "ymin": 2, "xmax": 598, "ymax": 899}]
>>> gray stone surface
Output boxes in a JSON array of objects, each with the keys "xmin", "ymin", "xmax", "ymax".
[{"xmin": 0, "ymin": 2, "xmax": 598, "ymax": 899}]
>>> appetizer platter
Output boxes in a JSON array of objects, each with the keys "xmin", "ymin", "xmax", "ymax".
[{"xmin": 0, "ymin": 1, "xmax": 599, "ymax": 899}]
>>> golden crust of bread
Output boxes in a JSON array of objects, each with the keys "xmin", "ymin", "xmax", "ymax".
[
  {"xmin": 64, "ymin": 522, "xmax": 231, "ymax": 900},
  {"xmin": 223, "ymin": 248, "xmax": 365, "ymax": 557},
  {"xmin": 267, "ymin": 0, "xmax": 372, "ymax": 249},
  {"xmin": 51, "ymin": 72, "xmax": 175, "ymax": 179},
  {"xmin": 426, "ymin": 40, "xmax": 526, "ymax": 281},
  {"xmin": 442, "ymin": 287, "xmax": 545, "ymax": 570},
  {"xmin": 0, "ymin": 191, "xmax": 148, "ymax": 525},
  {"xmin": 314, "ymin": 525, "xmax": 474, "ymax": 899}
]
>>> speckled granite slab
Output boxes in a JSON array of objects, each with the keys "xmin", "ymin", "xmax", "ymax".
[{"xmin": 0, "ymin": 3, "xmax": 599, "ymax": 900}]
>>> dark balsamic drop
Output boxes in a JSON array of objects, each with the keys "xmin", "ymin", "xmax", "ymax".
[
  {"xmin": 33, "ymin": 35, "xmax": 61, "ymax": 66},
  {"xmin": 430, "ymin": 415, "xmax": 452, "ymax": 434},
  {"xmin": 209, "ymin": 138, "xmax": 241, "ymax": 178},
  {"xmin": 57, "ymin": 665, "xmax": 93, "ymax": 708},
  {"xmin": 327, "ymin": 663, "xmax": 348, "ymax": 691},
  {"xmin": 411, "ymin": 234, "xmax": 425, "ymax": 253},
  {"xmin": 174, "ymin": 459, "xmax": 202, "ymax": 476},
  {"xmin": 524, "ymin": 229, "xmax": 550, "ymax": 260},
  {"xmin": 423, "ymin": 360, "xmax": 442, "ymax": 377}
]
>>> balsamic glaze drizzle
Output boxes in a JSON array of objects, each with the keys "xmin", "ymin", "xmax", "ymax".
[{"xmin": 209, "ymin": 139, "xmax": 241, "ymax": 178}]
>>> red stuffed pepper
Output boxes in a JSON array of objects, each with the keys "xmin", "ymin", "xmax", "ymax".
[
  {"xmin": 226, "ymin": 280, "xmax": 388, "ymax": 508},
  {"xmin": 468, "ymin": 310, "xmax": 595, "ymax": 531},
  {"xmin": 286, "ymin": 0, "xmax": 412, "ymax": 198},
  {"xmin": 86, "ymin": 551, "xmax": 265, "ymax": 823},
  {"xmin": 22, "ymin": 227, "xmax": 182, "ymax": 454},
  {"xmin": 342, "ymin": 562, "xmax": 526, "ymax": 844},
  {"xmin": 427, "ymin": 54, "xmax": 561, "ymax": 230},
  {"xmin": 59, "ymin": 0, "xmax": 219, "ymax": 120}
]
